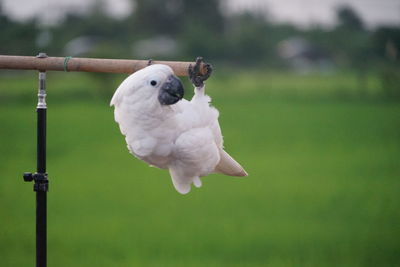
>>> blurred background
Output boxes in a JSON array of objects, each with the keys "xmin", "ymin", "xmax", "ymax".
[{"xmin": 0, "ymin": 0, "xmax": 399, "ymax": 266}]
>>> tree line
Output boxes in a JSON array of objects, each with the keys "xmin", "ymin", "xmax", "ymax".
[{"xmin": 0, "ymin": 0, "xmax": 399, "ymax": 70}]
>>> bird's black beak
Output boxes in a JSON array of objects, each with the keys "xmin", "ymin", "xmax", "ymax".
[{"xmin": 158, "ymin": 75, "xmax": 184, "ymax": 105}]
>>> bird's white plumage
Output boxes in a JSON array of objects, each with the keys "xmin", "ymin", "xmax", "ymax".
[{"xmin": 111, "ymin": 64, "xmax": 247, "ymax": 194}]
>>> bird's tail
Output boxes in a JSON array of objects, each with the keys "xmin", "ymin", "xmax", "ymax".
[{"xmin": 214, "ymin": 150, "xmax": 248, "ymax": 177}]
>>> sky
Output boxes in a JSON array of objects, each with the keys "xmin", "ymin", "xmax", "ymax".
[{"xmin": 1, "ymin": 0, "xmax": 399, "ymax": 28}]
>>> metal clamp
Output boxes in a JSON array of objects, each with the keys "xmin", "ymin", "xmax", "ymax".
[
  {"xmin": 36, "ymin": 53, "xmax": 47, "ymax": 109},
  {"xmin": 23, "ymin": 172, "xmax": 49, "ymax": 192}
]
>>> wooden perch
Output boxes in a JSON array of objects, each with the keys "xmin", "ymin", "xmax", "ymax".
[{"xmin": 0, "ymin": 55, "xmax": 210, "ymax": 76}]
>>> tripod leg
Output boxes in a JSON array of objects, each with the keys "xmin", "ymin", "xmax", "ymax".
[{"xmin": 24, "ymin": 59, "xmax": 49, "ymax": 267}]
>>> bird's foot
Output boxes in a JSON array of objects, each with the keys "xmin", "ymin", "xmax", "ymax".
[{"xmin": 189, "ymin": 57, "xmax": 213, "ymax": 88}]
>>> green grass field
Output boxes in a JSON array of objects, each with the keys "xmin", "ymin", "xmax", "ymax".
[{"xmin": 0, "ymin": 70, "xmax": 399, "ymax": 266}]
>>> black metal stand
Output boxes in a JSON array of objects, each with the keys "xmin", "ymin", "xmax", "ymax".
[{"xmin": 23, "ymin": 53, "xmax": 48, "ymax": 267}]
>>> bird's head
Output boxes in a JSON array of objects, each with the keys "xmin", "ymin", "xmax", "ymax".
[{"xmin": 110, "ymin": 64, "xmax": 184, "ymax": 107}]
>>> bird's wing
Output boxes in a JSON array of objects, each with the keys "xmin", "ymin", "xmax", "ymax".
[
  {"xmin": 214, "ymin": 149, "xmax": 248, "ymax": 177},
  {"xmin": 168, "ymin": 127, "xmax": 220, "ymax": 194}
]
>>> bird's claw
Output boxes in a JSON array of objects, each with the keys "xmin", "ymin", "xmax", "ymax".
[{"xmin": 189, "ymin": 57, "xmax": 213, "ymax": 87}]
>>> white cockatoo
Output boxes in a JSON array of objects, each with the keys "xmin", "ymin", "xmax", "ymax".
[{"xmin": 110, "ymin": 58, "xmax": 247, "ymax": 194}]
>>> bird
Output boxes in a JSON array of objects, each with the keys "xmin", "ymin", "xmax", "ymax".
[{"xmin": 110, "ymin": 58, "xmax": 247, "ymax": 194}]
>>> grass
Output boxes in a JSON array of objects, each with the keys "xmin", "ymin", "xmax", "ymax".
[{"xmin": 0, "ymin": 70, "xmax": 399, "ymax": 266}]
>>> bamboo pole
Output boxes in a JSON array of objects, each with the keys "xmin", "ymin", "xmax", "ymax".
[{"xmin": 0, "ymin": 55, "xmax": 208, "ymax": 76}]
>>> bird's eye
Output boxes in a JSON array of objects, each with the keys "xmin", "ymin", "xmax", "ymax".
[{"xmin": 150, "ymin": 80, "xmax": 157, "ymax": 86}]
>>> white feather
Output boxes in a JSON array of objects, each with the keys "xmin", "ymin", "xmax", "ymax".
[{"xmin": 111, "ymin": 64, "xmax": 247, "ymax": 194}]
